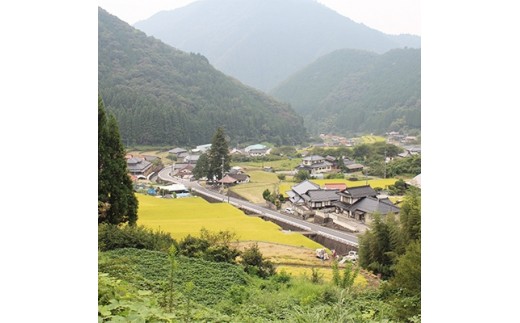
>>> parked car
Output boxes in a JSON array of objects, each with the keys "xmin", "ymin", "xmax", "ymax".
[{"xmin": 284, "ymin": 207, "xmax": 294, "ymax": 214}]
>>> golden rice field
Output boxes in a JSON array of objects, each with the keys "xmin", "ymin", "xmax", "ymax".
[{"xmin": 136, "ymin": 194, "xmax": 323, "ymax": 250}]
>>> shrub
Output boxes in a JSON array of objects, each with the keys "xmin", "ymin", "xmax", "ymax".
[
  {"xmin": 348, "ymin": 177, "xmax": 359, "ymax": 181},
  {"xmin": 98, "ymin": 223, "xmax": 176, "ymax": 252},
  {"xmin": 241, "ymin": 243, "xmax": 275, "ymax": 278}
]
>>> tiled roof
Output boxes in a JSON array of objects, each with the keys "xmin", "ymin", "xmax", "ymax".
[
  {"xmin": 292, "ymin": 180, "xmax": 320, "ymax": 195},
  {"xmin": 303, "ymin": 155, "xmax": 325, "ymax": 161},
  {"xmin": 127, "ymin": 158, "xmax": 152, "ymax": 173},
  {"xmin": 348, "ymin": 197, "xmax": 400, "ymax": 214},
  {"xmin": 228, "ymin": 173, "xmax": 249, "ymax": 182},
  {"xmin": 339, "ymin": 185, "xmax": 377, "ymax": 198},
  {"xmin": 306, "ymin": 189, "xmax": 340, "ymax": 202}
]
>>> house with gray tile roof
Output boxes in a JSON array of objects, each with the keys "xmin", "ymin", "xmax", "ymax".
[
  {"xmin": 285, "ymin": 180, "xmax": 339, "ymax": 209},
  {"xmin": 126, "ymin": 157, "xmax": 153, "ymax": 178},
  {"xmin": 337, "ymin": 185, "xmax": 377, "ymax": 204},
  {"xmin": 295, "ymin": 155, "xmax": 333, "ymax": 174},
  {"xmin": 286, "ymin": 180, "xmax": 320, "ymax": 204},
  {"xmin": 346, "ymin": 196, "xmax": 400, "ymax": 224},
  {"xmin": 305, "ymin": 189, "xmax": 340, "ymax": 209}
]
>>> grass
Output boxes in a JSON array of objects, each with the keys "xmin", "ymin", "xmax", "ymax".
[
  {"xmin": 228, "ymin": 170, "xmax": 280, "ymax": 203},
  {"xmin": 276, "ymin": 265, "xmax": 368, "ymax": 287},
  {"xmin": 136, "ymin": 194, "xmax": 323, "ymax": 250}
]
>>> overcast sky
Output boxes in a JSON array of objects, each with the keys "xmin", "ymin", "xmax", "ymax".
[{"xmin": 97, "ymin": 0, "xmax": 421, "ymax": 36}]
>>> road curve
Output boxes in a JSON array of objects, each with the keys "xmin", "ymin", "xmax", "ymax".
[{"xmin": 157, "ymin": 167, "xmax": 359, "ymax": 247}]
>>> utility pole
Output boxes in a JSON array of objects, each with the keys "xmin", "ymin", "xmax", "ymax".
[
  {"xmin": 221, "ymin": 156, "xmax": 225, "ymax": 193},
  {"xmin": 384, "ymin": 148, "xmax": 387, "ymax": 179}
]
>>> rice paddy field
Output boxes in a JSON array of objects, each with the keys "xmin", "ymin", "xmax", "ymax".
[{"xmin": 136, "ymin": 194, "xmax": 322, "ymax": 249}]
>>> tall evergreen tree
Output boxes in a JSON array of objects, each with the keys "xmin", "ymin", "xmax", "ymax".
[
  {"xmin": 192, "ymin": 152, "xmax": 209, "ymax": 180},
  {"xmin": 206, "ymin": 127, "xmax": 230, "ymax": 182},
  {"xmin": 98, "ymin": 96, "xmax": 138, "ymax": 225}
]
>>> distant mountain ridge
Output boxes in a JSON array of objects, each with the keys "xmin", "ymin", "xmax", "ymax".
[
  {"xmin": 134, "ymin": 0, "xmax": 420, "ymax": 92},
  {"xmin": 270, "ymin": 48, "xmax": 421, "ymax": 136},
  {"xmin": 98, "ymin": 7, "xmax": 306, "ymax": 146}
]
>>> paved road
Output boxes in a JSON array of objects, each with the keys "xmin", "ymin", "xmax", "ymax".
[{"xmin": 158, "ymin": 167, "xmax": 359, "ymax": 247}]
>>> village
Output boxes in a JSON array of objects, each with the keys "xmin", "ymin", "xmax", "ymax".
[{"xmin": 123, "ymin": 132, "xmax": 421, "ymax": 238}]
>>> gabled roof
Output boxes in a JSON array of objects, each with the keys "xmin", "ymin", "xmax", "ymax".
[
  {"xmin": 306, "ymin": 189, "xmax": 340, "ymax": 202},
  {"xmin": 245, "ymin": 144, "xmax": 267, "ymax": 152},
  {"xmin": 292, "ymin": 180, "xmax": 320, "ymax": 195},
  {"xmin": 218, "ymin": 175, "xmax": 238, "ymax": 184},
  {"xmin": 345, "ymin": 163, "xmax": 364, "ymax": 169},
  {"xmin": 303, "ymin": 155, "xmax": 325, "ymax": 161},
  {"xmin": 339, "ymin": 185, "xmax": 377, "ymax": 199},
  {"xmin": 228, "ymin": 173, "xmax": 249, "ymax": 182},
  {"xmin": 126, "ymin": 157, "xmax": 152, "ymax": 172},
  {"xmin": 168, "ymin": 147, "xmax": 187, "ymax": 154},
  {"xmin": 348, "ymin": 196, "xmax": 400, "ymax": 215}
]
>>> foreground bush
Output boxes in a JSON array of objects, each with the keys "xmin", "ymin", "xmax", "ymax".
[{"xmin": 98, "ymin": 223, "xmax": 177, "ymax": 252}]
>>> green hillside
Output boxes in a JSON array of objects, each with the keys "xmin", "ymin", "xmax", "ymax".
[
  {"xmin": 271, "ymin": 48, "xmax": 421, "ymax": 136},
  {"xmin": 98, "ymin": 7, "xmax": 306, "ymax": 147}
]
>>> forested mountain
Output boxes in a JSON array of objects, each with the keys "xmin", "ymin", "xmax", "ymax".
[
  {"xmin": 270, "ymin": 48, "xmax": 421, "ymax": 136},
  {"xmin": 98, "ymin": 7, "xmax": 306, "ymax": 147},
  {"xmin": 133, "ymin": 0, "xmax": 420, "ymax": 92}
]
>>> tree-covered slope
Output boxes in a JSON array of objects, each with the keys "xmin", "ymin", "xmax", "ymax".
[
  {"xmin": 134, "ymin": 0, "xmax": 420, "ymax": 92},
  {"xmin": 270, "ymin": 48, "xmax": 421, "ymax": 136},
  {"xmin": 98, "ymin": 7, "xmax": 306, "ymax": 146}
]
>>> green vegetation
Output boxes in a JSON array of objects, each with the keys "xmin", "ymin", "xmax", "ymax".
[
  {"xmin": 271, "ymin": 48, "xmax": 420, "ymax": 136},
  {"xmin": 99, "ymin": 246, "xmax": 417, "ymax": 322},
  {"xmin": 98, "ymin": 7, "xmax": 306, "ymax": 147},
  {"xmin": 358, "ymin": 188, "xmax": 421, "ymax": 319},
  {"xmin": 98, "ymin": 223, "xmax": 176, "ymax": 252},
  {"xmin": 98, "ymin": 96, "xmax": 138, "ymax": 225},
  {"xmin": 193, "ymin": 127, "xmax": 231, "ymax": 181}
]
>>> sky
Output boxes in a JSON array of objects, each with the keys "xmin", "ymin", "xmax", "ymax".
[{"xmin": 97, "ymin": 0, "xmax": 421, "ymax": 36}]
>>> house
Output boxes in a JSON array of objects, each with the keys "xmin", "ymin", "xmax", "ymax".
[
  {"xmin": 333, "ymin": 185, "xmax": 400, "ymax": 224},
  {"xmin": 285, "ymin": 180, "xmax": 320, "ymax": 204},
  {"xmin": 168, "ymin": 147, "xmax": 188, "ymax": 156},
  {"xmin": 285, "ymin": 180, "xmax": 338, "ymax": 210},
  {"xmin": 303, "ymin": 189, "xmax": 340, "ymax": 209},
  {"xmin": 245, "ymin": 144, "xmax": 266, "ymax": 151},
  {"xmin": 345, "ymin": 163, "xmax": 364, "ymax": 173},
  {"xmin": 183, "ymin": 155, "xmax": 200, "ymax": 164},
  {"xmin": 193, "ymin": 144, "xmax": 212, "ymax": 154},
  {"xmin": 344, "ymin": 196, "xmax": 400, "ymax": 224},
  {"xmin": 176, "ymin": 164, "xmax": 195, "ymax": 179},
  {"xmin": 227, "ymin": 173, "xmax": 250, "ymax": 183},
  {"xmin": 295, "ymin": 155, "xmax": 333, "ymax": 174},
  {"xmin": 126, "ymin": 157, "xmax": 153, "ymax": 178},
  {"xmin": 248, "ymin": 148, "xmax": 270, "ymax": 157},
  {"xmin": 337, "ymin": 185, "xmax": 377, "ymax": 205}
]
